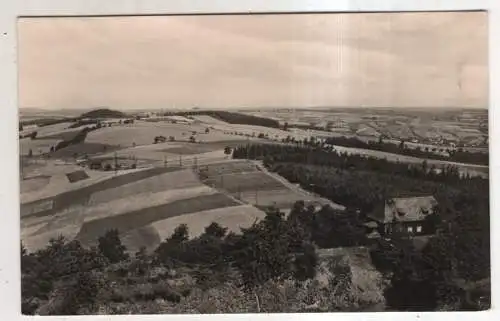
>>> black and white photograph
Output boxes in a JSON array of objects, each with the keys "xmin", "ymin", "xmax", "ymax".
[{"xmin": 17, "ymin": 11, "xmax": 490, "ymax": 315}]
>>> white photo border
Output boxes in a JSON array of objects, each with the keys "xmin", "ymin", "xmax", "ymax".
[{"xmin": 0, "ymin": 1, "xmax": 497, "ymax": 321}]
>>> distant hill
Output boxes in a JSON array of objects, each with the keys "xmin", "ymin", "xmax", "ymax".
[{"xmin": 80, "ymin": 108, "xmax": 128, "ymax": 119}]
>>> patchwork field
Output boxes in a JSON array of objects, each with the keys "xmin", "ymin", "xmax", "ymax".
[
  {"xmin": 21, "ymin": 162, "xmax": 257, "ymax": 252},
  {"xmin": 88, "ymin": 168, "xmax": 202, "ymax": 205},
  {"xmin": 198, "ymin": 160, "xmax": 342, "ymax": 210},
  {"xmin": 75, "ymin": 193, "xmax": 239, "ymax": 247},
  {"xmin": 242, "ymin": 108, "xmax": 488, "ymax": 148},
  {"xmin": 20, "ymin": 108, "xmax": 488, "ymax": 257},
  {"xmin": 20, "ymin": 156, "xmax": 341, "ymax": 253},
  {"xmin": 21, "ymin": 166, "xmax": 181, "ymax": 217},
  {"xmin": 93, "ymin": 143, "xmax": 233, "ymax": 168}
]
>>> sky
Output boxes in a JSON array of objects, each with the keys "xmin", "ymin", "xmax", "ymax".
[{"xmin": 17, "ymin": 12, "xmax": 488, "ymax": 110}]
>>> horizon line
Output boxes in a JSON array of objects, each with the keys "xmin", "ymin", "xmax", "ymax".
[{"xmin": 19, "ymin": 105, "xmax": 489, "ymax": 111}]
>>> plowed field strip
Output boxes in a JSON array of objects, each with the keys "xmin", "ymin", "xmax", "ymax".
[
  {"xmin": 21, "ymin": 166, "xmax": 180, "ymax": 218},
  {"xmin": 75, "ymin": 193, "xmax": 239, "ymax": 245}
]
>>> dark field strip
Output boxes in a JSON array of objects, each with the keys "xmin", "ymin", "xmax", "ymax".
[
  {"xmin": 200, "ymin": 161, "xmax": 259, "ymax": 176},
  {"xmin": 20, "ymin": 166, "xmax": 181, "ymax": 218},
  {"xmin": 206, "ymin": 172, "xmax": 287, "ymax": 193},
  {"xmin": 66, "ymin": 170, "xmax": 89, "ymax": 183},
  {"xmin": 37, "ymin": 130, "xmax": 81, "ymax": 141},
  {"xmin": 50, "ymin": 143, "xmax": 121, "ymax": 159},
  {"xmin": 75, "ymin": 193, "xmax": 240, "ymax": 246}
]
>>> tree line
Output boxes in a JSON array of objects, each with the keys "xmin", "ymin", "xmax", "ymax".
[
  {"xmin": 232, "ymin": 143, "xmax": 486, "ymax": 185},
  {"xmin": 172, "ymin": 111, "xmax": 281, "ymax": 129}
]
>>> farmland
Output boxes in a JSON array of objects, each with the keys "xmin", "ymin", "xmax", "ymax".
[
  {"xmin": 85, "ymin": 122, "xmax": 244, "ymax": 147},
  {"xmin": 75, "ymin": 193, "xmax": 240, "ymax": 247},
  {"xmin": 242, "ymin": 108, "xmax": 488, "ymax": 150},
  {"xmin": 19, "ymin": 107, "xmax": 488, "ymax": 254},
  {"xmin": 198, "ymin": 160, "xmax": 341, "ymax": 211}
]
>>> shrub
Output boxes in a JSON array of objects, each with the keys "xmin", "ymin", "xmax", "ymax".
[{"xmin": 98, "ymin": 229, "xmax": 129, "ymax": 264}]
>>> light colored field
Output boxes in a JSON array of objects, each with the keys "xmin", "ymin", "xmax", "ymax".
[
  {"xmin": 96, "ymin": 144, "xmax": 230, "ymax": 167},
  {"xmin": 20, "ymin": 138, "xmax": 62, "ymax": 155},
  {"xmin": 21, "ymin": 199, "xmax": 54, "ymax": 217},
  {"xmin": 20, "ymin": 122, "xmax": 74, "ymax": 137},
  {"xmin": 20, "ymin": 176, "xmax": 51, "ymax": 193},
  {"xmin": 36, "ymin": 128, "xmax": 83, "ymax": 140},
  {"xmin": 84, "ymin": 185, "xmax": 216, "ymax": 223},
  {"xmin": 85, "ymin": 123, "xmax": 193, "ymax": 146},
  {"xmin": 152, "ymin": 204, "xmax": 267, "ymax": 240},
  {"xmin": 22, "ymin": 223, "xmax": 82, "ymax": 252},
  {"xmin": 21, "ymin": 214, "xmax": 53, "ymax": 231},
  {"xmin": 21, "ymin": 216, "xmax": 53, "ymax": 239},
  {"xmin": 88, "ymin": 168, "xmax": 203, "ymax": 205},
  {"xmin": 21, "ymin": 162, "xmax": 153, "ymax": 204},
  {"xmin": 27, "ymin": 204, "xmax": 88, "ymax": 236},
  {"xmin": 191, "ymin": 115, "xmax": 231, "ymax": 125},
  {"xmin": 85, "ymin": 121, "xmax": 238, "ymax": 147},
  {"xmin": 239, "ymin": 189, "xmax": 330, "ymax": 209},
  {"xmin": 212, "ymin": 123, "xmax": 293, "ymax": 141}
]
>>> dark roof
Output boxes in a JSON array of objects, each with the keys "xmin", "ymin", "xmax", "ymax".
[{"xmin": 369, "ymin": 196, "xmax": 437, "ymax": 223}]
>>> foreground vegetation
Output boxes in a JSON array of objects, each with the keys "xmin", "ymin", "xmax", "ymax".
[{"xmin": 21, "ymin": 206, "xmax": 356, "ymax": 315}]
